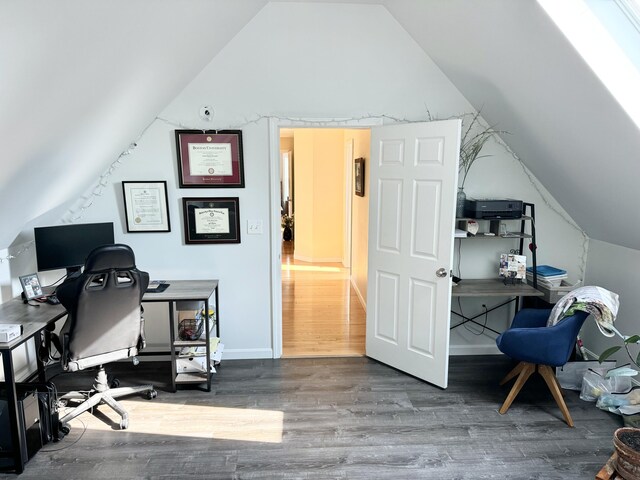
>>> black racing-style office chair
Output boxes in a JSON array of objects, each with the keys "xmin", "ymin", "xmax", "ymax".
[{"xmin": 55, "ymin": 244, "xmax": 157, "ymax": 431}]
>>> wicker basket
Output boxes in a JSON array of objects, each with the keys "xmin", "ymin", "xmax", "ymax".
[{"xmin": 178, "ymin": 318, "xmax": 203, "ymax": 341}]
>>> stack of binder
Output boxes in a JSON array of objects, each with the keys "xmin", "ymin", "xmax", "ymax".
[{"xmin": 526, "ymin": 265, "xmax": 567, "ymax": 288}]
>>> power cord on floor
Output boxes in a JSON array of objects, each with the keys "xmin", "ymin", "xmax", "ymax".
[{"xmin": 39, "ymin": 418, "xmax": 87, "ymax": 452}]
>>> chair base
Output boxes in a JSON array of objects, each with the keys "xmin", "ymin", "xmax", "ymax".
[
  {"xmin": 498, "ymin": 361, "xmax": 574, "ymax": 427},
  {"xmin": 59, "ymin": 366, "xmax": 156, "ymax": 430}
]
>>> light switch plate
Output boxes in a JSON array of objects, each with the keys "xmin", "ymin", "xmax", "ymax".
[{"xmin": 247, "ymin": 219, "xmax": 263, "ymax": 235}]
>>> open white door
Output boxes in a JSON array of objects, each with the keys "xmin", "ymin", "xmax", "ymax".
[{"xmin": 366, "ymin": 120, "xmax": 460, "ymax": 388}]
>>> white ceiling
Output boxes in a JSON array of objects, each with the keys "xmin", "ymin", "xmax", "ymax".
[{"xmin": 2, "ymin": 0, "xmax": 639, "ymax": 250}]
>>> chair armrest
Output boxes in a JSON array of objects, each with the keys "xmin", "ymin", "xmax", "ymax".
[{"xmin": 510, "ymin": 308, "xmax": 552, "ymax": 329}]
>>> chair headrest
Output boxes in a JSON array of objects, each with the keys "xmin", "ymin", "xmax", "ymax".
[{"xmin": 84, "ymin": 244, "xmax": 136, "ymax": 272}]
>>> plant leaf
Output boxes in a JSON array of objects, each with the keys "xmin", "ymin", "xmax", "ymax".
[
  {"xmin": 599, "ymin": 346, "xmax": 621, "ymax": 363},
  {"xmin": 625, "ymin": 335, "xmax": 640, "ymax": 344}
]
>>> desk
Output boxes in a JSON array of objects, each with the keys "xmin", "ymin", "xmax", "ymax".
[
  {"xmin": 0, "ymin": 279, "xmax": 218, "ymax": 473},
  {"xmin": 0, "ymin": 298, "xmax": 66, "ymax": 473},
  {"xmin": 451, "ymin": 279, "xmax": 543, "ymax": 334},
  {"xmin": 143, "ymin": 280, "xmax": 219, "ymax": 392}
]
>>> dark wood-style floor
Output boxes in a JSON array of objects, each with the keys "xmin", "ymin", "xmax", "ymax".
[{"xmin": 4, "ymin": 356, "xmax": 621, "ymax": 479}]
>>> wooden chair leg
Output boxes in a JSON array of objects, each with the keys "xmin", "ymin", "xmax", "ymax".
[
  {"xmin": 500, "ymin": 361, "xmax": 526, "ymax": 386},
  {"xmin": 539, "ymin": 365, "xmax": 574, "ymax": 427},
  {"xmin": 499, "ymin": 362, "xmax": 536, "ymax": 414}
]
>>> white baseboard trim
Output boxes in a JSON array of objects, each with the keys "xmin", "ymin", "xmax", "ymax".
[
  {"xmin": 139, "ymin": 347, "xmax": 274, "ymax": 361},
  {"xmin": 449, "ymin": 344, "xmax": 502, "ymax": 356},
  {"xmin": 222, "ymin": 348, "xmax": 274, "ymax": 360},
  {"xmin": 350, "ymin": 278, "xmax": 366, "ymax": 312}
]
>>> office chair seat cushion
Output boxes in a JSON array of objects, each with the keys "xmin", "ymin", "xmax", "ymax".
[
  {"xmin": 496, "ymin": 310, "xmax": 589, "ymax": 367},
  {"xmin": 66, "ymin": 347, "xmax": 139, "ymax": 372}
]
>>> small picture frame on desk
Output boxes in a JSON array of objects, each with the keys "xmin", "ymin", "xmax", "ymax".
[
  {"xmin": 499, "ymin": 253, "xmax": 526, "ymax": 284},
  {"xmin": 19, "ymin": 273, "xmax": 45, "ymax": 300},
  {"xmin": 122, "ymin": 181, "xmax": 171, "ymax": 233},
  {"xmin": 182, "ymin": 197, "xmax": 241, "ymax": 244}
]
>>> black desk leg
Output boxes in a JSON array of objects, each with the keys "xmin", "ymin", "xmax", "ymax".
[
  {"xmin": 36, "ymin": 332, "xmax": 47, "ymax": 383},
  {"xmin": 450, "ymin": 298, "xmax": 517, "ymax": 336},
  {"xmin": 1, "ymin": 351, "xmax": 26, "ymax": 474},
  {"xmin": 168, "ymin": 302, "xmax": 177, "ymax": 393},
  {"xmin": 205, "ymin": 298, "xmax": 211, "ymax": 393}
]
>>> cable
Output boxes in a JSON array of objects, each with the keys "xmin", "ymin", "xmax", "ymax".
[
  {"xmin": 42, "ymin": 273, "xmax": 68, "ymax": 288},
  {"xmin": 39, "ymin": 418, "xmax": 87, "ymax": 452}
]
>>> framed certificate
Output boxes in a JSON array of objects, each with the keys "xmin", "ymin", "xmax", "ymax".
[
  {"xmin": 122, "ymin": 181, "xmax": 171, "ymax": 232},
  {"xmin": 175, "ymin": 130, "xmax": 245, "ymax": 188},
  {"xmin": 182, "ymin": 197, "xmax": 241, "ymax": 244}
]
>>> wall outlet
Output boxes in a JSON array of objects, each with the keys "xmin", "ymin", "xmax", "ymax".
[{"xmin": 247, "ymin": 219, "xmax": 263, "ymax": 235}]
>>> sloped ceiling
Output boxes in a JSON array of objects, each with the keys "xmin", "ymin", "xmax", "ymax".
[
  {"xmin": 0, "ymin": 0, "xmax": 267, "ymax": 248},
  {"xmin": 2, "ymin": 0, "xmax": 639, "ymax": 250},
  {"xmin": 384, "ymin": 0, "xmax": 640, "ymax": 250}
]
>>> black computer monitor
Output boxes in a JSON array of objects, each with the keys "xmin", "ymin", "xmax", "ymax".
[{"xmin": 34, "ymin": 222, "xmax": 115, "ymax": 275}]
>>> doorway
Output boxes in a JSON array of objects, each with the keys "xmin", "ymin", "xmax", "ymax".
[{"xmin": 278, "ymin": 127, "xmax": 370, "ymax": 357}]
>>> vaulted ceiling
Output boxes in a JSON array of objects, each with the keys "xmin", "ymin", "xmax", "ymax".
[{"xmin": 2, "ymin": 0, "xmax": 639, "ymax": 250}]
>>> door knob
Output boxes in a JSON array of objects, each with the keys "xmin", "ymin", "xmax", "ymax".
[{"xmin": 436, "ymin": 268, "xmax": 447, "ymax": 278}]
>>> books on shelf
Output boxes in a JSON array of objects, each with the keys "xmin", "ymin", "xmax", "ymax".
[
  {"xmin": 527, "ymin": 273, "xmax": 566, "ymax": 288},
  {"xmin": 526, "ymin": 265, "xmax": 567, "ymax": 277},
  {"xmin": 526, "ymin": 264, "xmax": 568, "ymax": 287}
]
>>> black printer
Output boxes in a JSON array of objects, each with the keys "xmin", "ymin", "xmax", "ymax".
[{"xmin": 464, "ymin": 198, "xmax": 523, "ymax": 219}]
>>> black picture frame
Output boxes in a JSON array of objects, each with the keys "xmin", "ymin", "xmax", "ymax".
[
  {"xmin": 19, "ymin": 273, "xmax": 45, "ymax": 300},
  {"xmin": 175, "ymin": 129, "xmax": 245, "ymax": 188},
  {"xmin": 122, "ymin": 181, "xmax": 171, "ymax": 233},
  {"xmin": 354, "ymin": 157, "xmax": 365, "ymax": 197},
  {"xmin": 182, "ymin": 197, "xmax": 241, "ymax": 244}
]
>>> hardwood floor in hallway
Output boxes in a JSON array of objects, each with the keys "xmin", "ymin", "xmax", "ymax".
[{"xmin": 281, "ymin": 241, "xmax": 366, "ymax": 357}]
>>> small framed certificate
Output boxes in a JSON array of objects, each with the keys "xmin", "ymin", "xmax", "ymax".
[
  {"xmin": 175, "ymin": 130, "xmax": 245, "ymax": 188},
  {"xmin": 182, "ymin": 197, "xmax": 241, "ymax": 244},
  {"xmin": 122, "ymin": 181, "xmax": 171, "ymax": 232}
]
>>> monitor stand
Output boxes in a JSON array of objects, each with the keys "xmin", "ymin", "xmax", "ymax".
[{"xmin": 65, "ymin": 266, "xmax": 82, "ymax": 278}]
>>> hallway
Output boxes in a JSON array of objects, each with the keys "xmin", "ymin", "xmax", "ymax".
[{"xmin": 281, "ymin": 242, "xmax": 366, "ymax": 357}]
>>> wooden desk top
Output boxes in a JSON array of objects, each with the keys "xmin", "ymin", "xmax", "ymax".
[
  {"xmin": 0, "ymin": 297, "xmax": 66, "ymax": 350},
  {"xmin": 0, "ymin": 279, "xmax": 219, "ymax": 348},
  {"xmin": 452, "ymin": 278, "xmax": 543, "ymax": 298},
  {"xmin": 142, "ymin": 279, "xmax": 219, "ymax": 302}
]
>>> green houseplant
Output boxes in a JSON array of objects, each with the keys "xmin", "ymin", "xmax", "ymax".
[{"xmin": 281, "ymin": 214, "xmax": 294, "ymax": 241}]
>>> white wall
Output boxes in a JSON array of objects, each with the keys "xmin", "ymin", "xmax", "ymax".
[
  {"xmin": 345, "ymin": 129, "xmax": 371, "ymax": 309},
  {"xmin": 292, "ymin": 129, "xmax": 345, "ymax": 263},
  {"xmin": 581, "ymin": 239, "xmax": 640, "ymax": 364},
  {"xmin": 7, "ymin": 2, "xmax": 586, "ymax": 360}
]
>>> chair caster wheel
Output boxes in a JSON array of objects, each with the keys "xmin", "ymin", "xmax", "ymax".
[
  {"xmin": 110, "ymin": 379, "xmax": 120, "ymax": 388},
  {"xmin": 120, "ymin": 417, "xmax": 129, "ymax": 429},
  {"xmin": 60, "ymin": 424, "xmax": 71, "ymax": 436},
  {"xmin": 147, "ymin": 390, "xmax": 157, "ymax": 400}
]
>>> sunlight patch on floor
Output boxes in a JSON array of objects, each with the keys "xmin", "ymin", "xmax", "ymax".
[
  {"xmin": 73, "ymin": 405, "xmax": 284, "ymax": 443},
  {"xmin": 282, "ymin": 264, "xmax": 341, "ymax": 272}
]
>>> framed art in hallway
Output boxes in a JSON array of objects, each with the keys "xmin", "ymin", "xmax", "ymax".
[
  {"xmin": 354, "ymin": 157, "xmax": 365, "ymax": 197},
  {"xmin": 122, "ymin": 181, "xmax": 171, "ymax": 233},
  {"xmin": 175, "ymin": 129, "xmax": 245, "ymax": 188},
  {"xmin": 182, "ymin": 197, "xmax": 241, "ymax": 244}
]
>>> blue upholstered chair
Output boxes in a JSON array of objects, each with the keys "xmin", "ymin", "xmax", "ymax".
[{"xmin": 495, "ymin": 308, "xmax": 589, "ymax": 427}]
